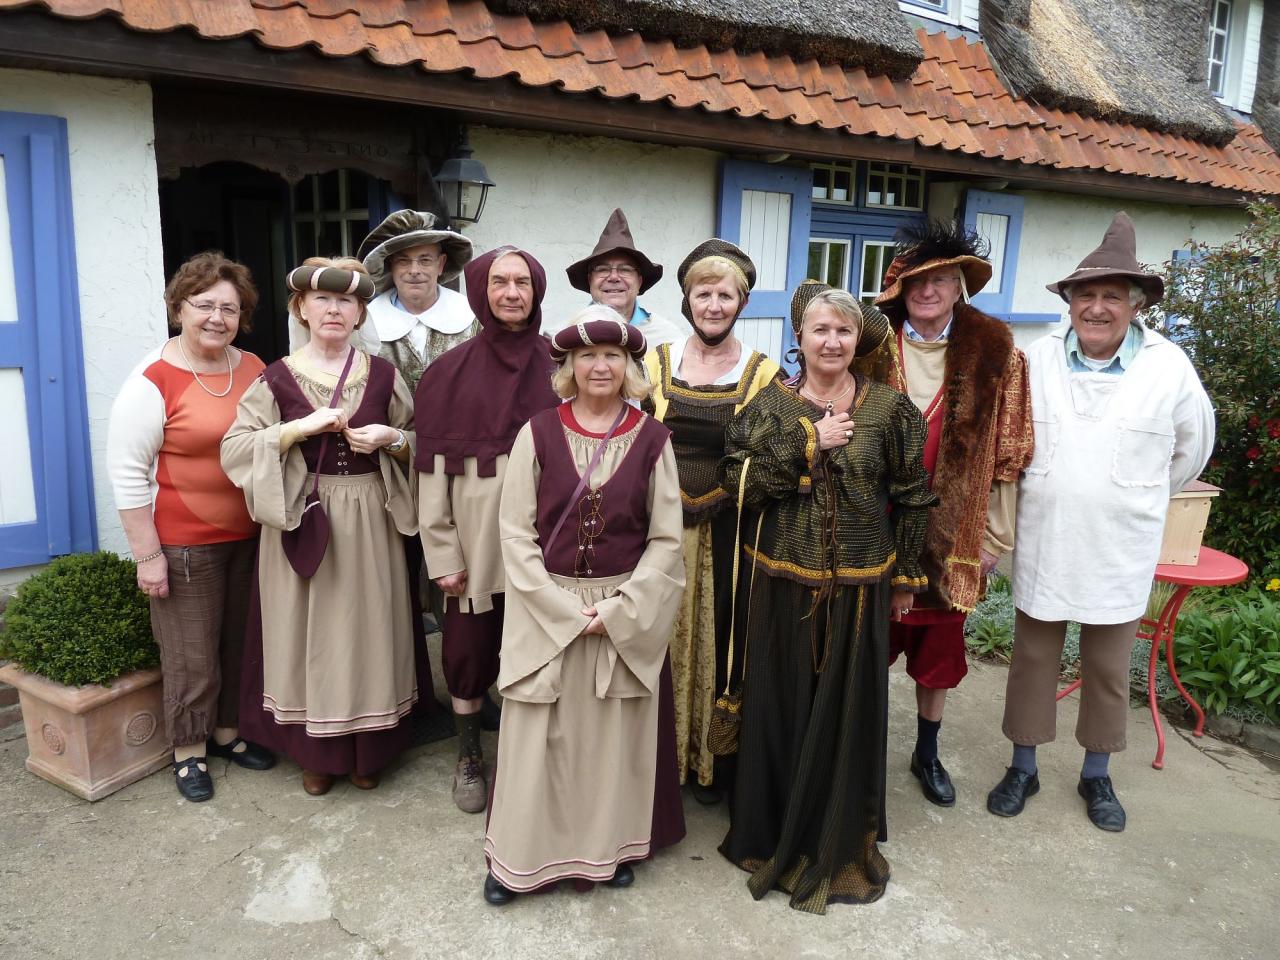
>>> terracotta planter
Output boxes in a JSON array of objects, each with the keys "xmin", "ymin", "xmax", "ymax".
[{"xmin": 0, "ymin": 664, "xmax": 169, "ymax": 801}]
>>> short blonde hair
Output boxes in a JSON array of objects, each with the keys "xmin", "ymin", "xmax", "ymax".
[
  {"xmin": 800, "ymin": 289, "xmax": 864, "ymax": 341},
  {"xmin": 682, "ymin": 255, "xmax": 751, "ymax": 301},
  {"xmin": 288, "ymin": 256, "xmax": 371, "ymax": 329},
  {"xmin": 552, "ymin": 350, "xmax": 652, "ymax": 402}
]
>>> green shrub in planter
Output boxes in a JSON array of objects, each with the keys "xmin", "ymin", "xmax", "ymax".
[{"xmin": 0, "ymin": 552, "xmax": 157, "ymax": 687}]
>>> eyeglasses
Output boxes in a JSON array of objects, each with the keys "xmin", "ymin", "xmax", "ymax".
[
  {"xmin": 390, "ymin": 255, "xmax": 441, "ymax": 269},
  {"xmin": 910, "ymin": 274, "xmax": 962, "ymax": 290},
  {"xmin": 589, "ymin": 263, "xmax": 640, "ymax": 280},
  {"xmin": 185, "ymin": 299, "xmax": 241, "ymax": 319}
]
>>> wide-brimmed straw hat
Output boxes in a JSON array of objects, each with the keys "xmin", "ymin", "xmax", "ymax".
[
  {"xmin": 790, "ymin": 280, "xmax": 890, "ymax": 358},
  {"xmin": 875, "ymin": 220, "xmax": 991, "ymax": 309},
  {"xmin": 1045, "ymin": 211, "xmax": 1164, "ymax": 305},
  {"xmin": 358, "ymin": 210, "xmax": 474, "ymax": 291},
  {"xmin": 566, "ymin": 208, "xmax": 663, "ymax": 295}
]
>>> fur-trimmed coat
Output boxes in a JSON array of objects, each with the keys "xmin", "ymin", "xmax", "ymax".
[{"xmin": 878, "ymin": 304, "xmax": 1033, "ymax": 613}]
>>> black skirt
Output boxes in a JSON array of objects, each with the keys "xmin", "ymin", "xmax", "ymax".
[{"xmin": 720, "ymin": 576, "xmax": 892, "ymax": 914}]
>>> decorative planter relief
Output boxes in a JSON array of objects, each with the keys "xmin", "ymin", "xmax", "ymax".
[{"xmin": 0, "ymin": 664, "xmax": 169, "ymax": 801}]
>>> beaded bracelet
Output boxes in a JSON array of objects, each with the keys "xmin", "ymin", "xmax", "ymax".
[{"xmin": 133, "ymin": 549, "xmax": 164, "ymax": 564}]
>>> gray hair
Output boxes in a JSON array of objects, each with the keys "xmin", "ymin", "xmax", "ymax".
[
  {"xmin": 1063, "ymin": 280, "xmax": 1146, "ymax": 311},
  {"xmin": 801, "ymin": 288, "xmax": 864, "ymax": 337}
]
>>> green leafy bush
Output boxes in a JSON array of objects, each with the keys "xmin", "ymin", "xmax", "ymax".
[
  {"xmin": 1170, "ymin": 586, "xmax": 1280, "ymax": 723},
  {"xmin": 965, "ymin": 576, "xmax": 1014, "ymax": 661},
  {"xmin": 1155, "ymin": 202, "xmax": 1280, "ymax": 584},
  {"xmin": 0, "ymin": 552, "xmax": 157, "ymax": 686}
]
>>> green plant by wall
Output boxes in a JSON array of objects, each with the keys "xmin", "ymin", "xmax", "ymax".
[
  {"xmin": 1170, "ymin": 586, "xmax": 1280, "ymax": 723},
  {"xmin": 0, "ymin": 552, "xmax": 157, "ymax": 686},
  {"xmin": 1155, "ymin": 202, "xmax": 1280, "ymax": 584}
]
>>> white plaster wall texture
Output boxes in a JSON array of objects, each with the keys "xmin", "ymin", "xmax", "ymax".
[
  {"xmin": 1, "ymin": 69, "xmax": 166, "ymax": 570},
  {"xmin": 463, "ymin": 127, "xmax": 719, "ymax": 335},
  {"xmin": 1005, "ymin": 190, "xmax": 1251, "ymax": 351}
]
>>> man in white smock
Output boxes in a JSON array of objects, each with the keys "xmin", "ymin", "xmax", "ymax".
[{"xmin": 987, "ymin": 212, "xmax": 1214, "ymax": 832}]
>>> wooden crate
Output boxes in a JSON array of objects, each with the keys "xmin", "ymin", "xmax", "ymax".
[{"xmin": 1159, "ymin": 479, "xmax": 1221, "ymax": 566}]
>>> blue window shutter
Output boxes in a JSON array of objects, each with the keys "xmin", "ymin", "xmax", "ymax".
[
  {"xmin": 717, "ymin": 159, "xmax": 812, "ymax": 369},
  {"xmin": 0, "ymin": 112, "xmax": 96, "ymax": 568},
  {"xmin": 963, "ymin": 189, "xmax": 1025, "ymax": 318}
]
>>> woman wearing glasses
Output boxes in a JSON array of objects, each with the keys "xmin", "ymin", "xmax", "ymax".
[{"xmin": 107, "ymin": 251, "xmax": 275, "ymax": 802}]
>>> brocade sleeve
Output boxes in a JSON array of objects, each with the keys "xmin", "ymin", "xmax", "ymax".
[
  {"xmin": 886, "ymin": 392, "xmax": 934, "ymax": 591},
  {"xmin": 993, "ymin": 348, "xmax": 1035, "ymax": 482},
  {"xmin": 720, "ymin": 395, "xmax": 821, "ymax": 509}
]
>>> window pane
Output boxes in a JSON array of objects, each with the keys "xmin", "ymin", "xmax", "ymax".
[
  {"xmin": 812, "ymin": 167, "xmax": 828, "ymax": 201},
  {"xmin": 808, "ymin": 242, "xmax": 825, "ymax": 281},
  {"xmin": 1215, "ymin": 1, "xmax": 1231, "ymax": 31},
  {"xmin": 295, "ymin": 220, "xmax": 316, "ymax": 258},
  {"xmin": 828, "ymin": 244, "xmax": 847, "ymax": 287},
  {"xmin": 1209, "ymin": 62, "xmax": 1224, "ymax": 93},
  {"xmin": 832, "ymin": 168, "xmax": 851, "ymax": 202},
  {"xmin": 320, "ymin": 171, "xmax": 340, "ymax": 211},
  {"xmin": 347, "ymin": 173, "xmax": 369, "ymax": 210},
  {"xmin": 906, "ymin": 179, "xmax": 921, "ymax": 209},
  {"xmin": 867, "ymin": 174, "xmax": 883, "ymax": 205},
  {"xmin": 1211, "ymin": 34, "xmax": 1226, "ymax": 63}
]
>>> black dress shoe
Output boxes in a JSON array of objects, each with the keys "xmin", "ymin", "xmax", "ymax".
[
  {"xmin": 987, "ymin": 766, "xmax": 1040, "ymax": 817},
  {"xmin": 173, "ymin": 755, "xmax": 214, "ymax": 802},
  {"xmin": 483, "ymin": 872, "xmax": 516, "ymax": 905},
  {"xmin": 1078, "ymin": 776, "xmax": 1126, "ymax": 833},
  {"xmin": 691, "ymin": 781, "xmax": 723, "ymax": 806},
  {"xmin": 604, "ymin": 862, "xmax": 634, "ymax": 888},
  {"xmin": 207, "ymin": 737, "xmax": 276, "ymax": 771},
  {"xmin": 479, "ymin": 693, "xmax": 502, "ymax": 732},
  {"xmin": 910, "ymin": 751, "xmax": 956, "ymax": 807}
]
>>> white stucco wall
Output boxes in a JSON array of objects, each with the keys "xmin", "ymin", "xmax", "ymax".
[
  {"xmin": 1, "ymin": 69, "xmax": 166, "ymax": 587},
  {"xmin": 1004, "ymin": 190, "xmax": 1251, "ymax": 350},
  {"xmin": 464, "ymin": 127, "xmax": 719, "ymax": 334}
]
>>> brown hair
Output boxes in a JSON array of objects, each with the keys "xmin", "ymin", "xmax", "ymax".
[
  {"xmin": 288, "ymin": 256, "xmax": 372, "ymax": 329},
  {"xmin": 163, "ymin": 251, "xmax": 259, "ymax": 331}
]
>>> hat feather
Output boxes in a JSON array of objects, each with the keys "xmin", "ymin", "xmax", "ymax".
[{"xmin": 893, "ymin": 219, "xmax": 990, "ymax": 269}]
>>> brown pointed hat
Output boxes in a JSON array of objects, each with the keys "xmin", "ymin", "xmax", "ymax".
[
  {"xmin": 1046, "ymin": 211, "xmax": 1163, "ymax": 305},
  {"xmin": 566, "ymin": 208, "xmax": 663, "ymax": 295},
  {"xmin": 358, "ymin": 210, "xmax": 474, "ymax": 292},
  {"xmin": 790, "ymin": 279, "xmax": 889, "ymax": 358}
]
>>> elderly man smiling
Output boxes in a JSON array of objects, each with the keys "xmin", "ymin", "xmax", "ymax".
[
  {"xmin": 988, "ymin": 212, "xmax": 1214, "ymax": 833},
  {"xmin": 565, "ymin": 208, "xmax": 686, "ymax": 347}
]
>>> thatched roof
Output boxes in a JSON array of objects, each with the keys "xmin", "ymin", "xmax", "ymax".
[
  {"xmin": 981, "ymin": 0, "xmax": 1238, "ymax": 145},
  {"xmin": 1254, "ymin": 1, "xmax": 1280, "ymax": 153},
  {"xmin": 486, "ymin": 0, "xmax": 924, "ymax": 79}
]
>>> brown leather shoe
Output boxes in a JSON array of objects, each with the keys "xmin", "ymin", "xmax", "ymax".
[
  {"xmin": 302, "ymin": 770, "xmax": 335, "ymax": 796},
  {"xmin": 349, "ymin": 771, "xmax": 381, "ymax": 790},
  {"xmin": 452, "ymin": 755, "xmax": 487, "ymax": 813}
]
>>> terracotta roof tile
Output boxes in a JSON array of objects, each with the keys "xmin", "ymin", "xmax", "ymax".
[{"xmin": 5, "ymin": 0, "xmax": 1280, "ymax": 195}]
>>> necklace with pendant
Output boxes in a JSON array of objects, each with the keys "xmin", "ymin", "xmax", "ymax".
[{"xmin": 801, "ymin": 379, "xmax": 854, "ymax": 413}]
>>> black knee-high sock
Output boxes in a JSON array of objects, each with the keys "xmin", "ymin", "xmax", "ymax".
[
  {"xmin": 916, "ymin": 715, "xmax": 941, "ymax": 763},
  {"xmin": 456, "ymin": 712, "xmax": 483, "ymax": 760}
]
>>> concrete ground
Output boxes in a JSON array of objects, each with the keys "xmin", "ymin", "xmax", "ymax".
[{"xmin": 2, "ymin": 649, "xmax": 1278, "ymax": 960}]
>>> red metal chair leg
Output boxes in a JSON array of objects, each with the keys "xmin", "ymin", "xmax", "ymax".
[
  {"xmin": 1148, "ymin": 622, "xmax": 1165, "ymax": 770},
  {"xmin": 1056, "ymin": 678, "xmax": 1082, "ymax": 702},
  {"xmin": 1159, "ymin": 587, "xmax": 1206, "ymax": 736}
]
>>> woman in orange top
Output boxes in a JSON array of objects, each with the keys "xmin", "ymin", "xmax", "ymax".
[{"xmin": 107, "ymin": 252, "xmax": 275, "ymax": 802}]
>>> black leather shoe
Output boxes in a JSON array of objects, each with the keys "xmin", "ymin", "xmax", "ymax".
[
  {"xmin": 207, "ymin": 737, "xmax": 276, "ymax": 771},
  {"xmin": 173, "ymin": 755, "xmax": 214, "ymax": 802},
  {"xmin": 986, "ymin": 767, "xmax": 1040, "ymax": 817},
  {"xmin": 479, "ymin": 692, "xmax": 502, "ymax": 732},
  {"xmin": 1078, "ymin": 776, "xmax": 1126, "ymax": 833},
  {"xmin": 910, "ymin": 751, "xmax": 956, "ymax": 807},
  {"xmin": 691, "ymin": 781, "xmax": 723, "ymax": 806},
  {"xmin": 604, "ymin": 863, "xmax": 635, "ymax": 888},
  {"xmin": 483, "ymin": 872, "xmax": 516, "ymax": 905}
]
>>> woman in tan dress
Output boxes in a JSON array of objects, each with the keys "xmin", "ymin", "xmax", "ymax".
[
  {"xmin": 483, "ymin": 306, "xmax": 686, "ymax": 904},
  {"xmin": 222, "ymin": 257, "xmax": 419, "ymax": 796}
]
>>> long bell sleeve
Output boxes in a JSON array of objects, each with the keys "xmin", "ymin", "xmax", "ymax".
[{"xmin": 220, "ymin": 377, "xmax": 310, "ymax": 532}]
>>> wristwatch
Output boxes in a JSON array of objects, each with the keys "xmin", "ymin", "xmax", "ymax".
[{"xmin": 386, "ymin": 430, "xmax": 408, "ymax": 453}]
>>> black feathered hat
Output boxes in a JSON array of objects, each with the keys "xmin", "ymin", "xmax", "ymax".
[{"xmin": 874, "ymin": 220, "xmax": 992, "ymax": 308}]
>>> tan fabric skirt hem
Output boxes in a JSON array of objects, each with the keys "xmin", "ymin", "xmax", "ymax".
[
  {"xmin": 485, "ymin": 838, "xmax": 651, "ymax": 891},
  {"xmin": 263, "ymin": 692, "xmax": 416, "ymax": 737}
]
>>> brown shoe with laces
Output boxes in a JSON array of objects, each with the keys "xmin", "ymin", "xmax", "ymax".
[{"xmin": 452, "ymin": 754, "xmax": 487, "ymax": 813}]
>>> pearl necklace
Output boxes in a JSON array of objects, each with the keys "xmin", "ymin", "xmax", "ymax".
[
  {"xmin": 177, "ymin": 336, "xmax": 233, "ymax": 398},
  {"xmin": 800, "ymin": 378, "xmax": 855, "ymax": 413}
]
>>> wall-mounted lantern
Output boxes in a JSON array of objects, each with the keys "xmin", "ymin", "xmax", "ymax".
[{"xmin": 435, "ymin": 128, "xmax": 494, "ymax": 226}]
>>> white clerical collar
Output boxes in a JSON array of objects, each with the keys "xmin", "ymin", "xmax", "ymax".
[{"xmin": 367, "ymin": 287, "xmax": 473, "ymax": 342}]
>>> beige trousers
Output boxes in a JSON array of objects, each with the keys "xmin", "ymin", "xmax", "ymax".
[{"xmin": 1002, "ymin": 610, "xmax": 1141, "ymax": 753}]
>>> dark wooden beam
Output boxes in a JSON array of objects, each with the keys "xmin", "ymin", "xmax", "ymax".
[{"xmin": 0, "ymin": 9, "xmax": 1251, "ymax": 207}]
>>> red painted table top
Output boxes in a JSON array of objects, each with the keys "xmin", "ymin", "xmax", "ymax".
[{"xmin": 1154, "ymin": 546, "xmax": 1249, "ymax": 588}]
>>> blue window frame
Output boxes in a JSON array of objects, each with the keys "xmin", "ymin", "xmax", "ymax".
[
  {"xmin": 962, "ymin": 189, "xmax": 1059, "ymax": 323},
  {"xmin": 717, "ymin": 159, "xmax": 813, "ymax": 370},
  {"xmin": 0, "ymin": 112, "xmax": 96, "ymax": 568}
]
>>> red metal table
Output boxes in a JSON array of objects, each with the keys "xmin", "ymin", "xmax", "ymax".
[{"xmin": 1055, "ymin": 546, "xmax": 1249, "ymax": 770}]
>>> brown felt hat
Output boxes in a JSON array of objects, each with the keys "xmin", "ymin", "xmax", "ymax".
[
  {"xmin": 566, "ymin": 208, "xmax": 663, "ymax": 295},
  {"xmin": 1046, "ymin": 211, "xmax": 1164, "ymax": 305},
  {"xmin": 358, "ymin": 210, "xmax": 474, "ymax": 292},
  {"xmin": 790, "ymin": 280, "xmax": 889, "ymax": 358}
]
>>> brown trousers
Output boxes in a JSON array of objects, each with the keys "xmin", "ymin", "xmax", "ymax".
[
  {"xmin": 149, "ymin": 539, "xmax": 256, "ymax": 747},
  {"xmin": 1002, "ymin": 609, "xmax": 1141, "ymax": 753}
]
